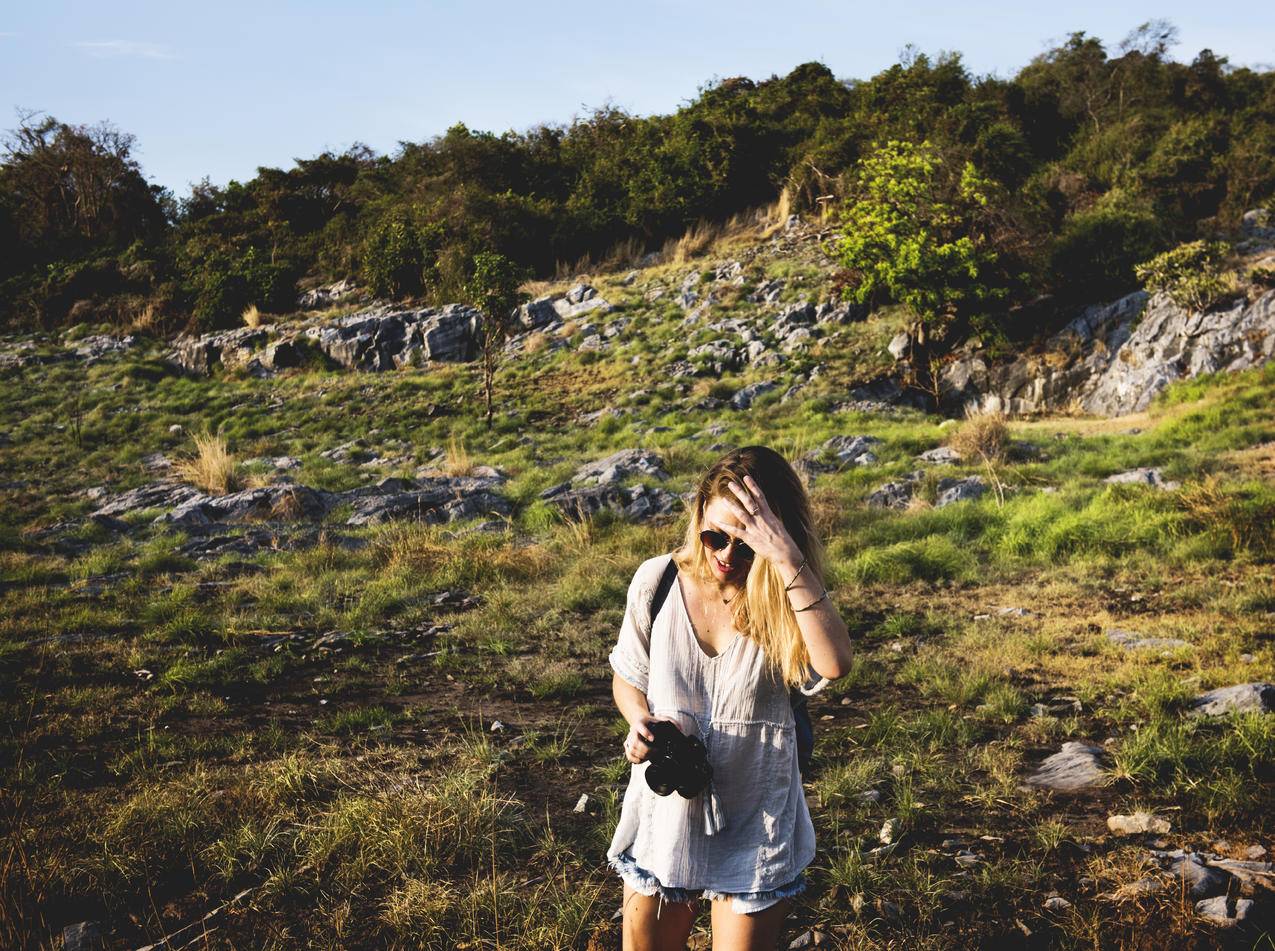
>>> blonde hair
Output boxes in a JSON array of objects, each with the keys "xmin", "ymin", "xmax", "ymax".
[{"xmin": 672, "ymin": 445, "xmax": 828, "ymax": 687}]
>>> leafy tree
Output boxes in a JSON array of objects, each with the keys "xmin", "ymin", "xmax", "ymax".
[
  {"xmin": 829, "ymin": 138, "xmax": 1005, "ymax": 405},
  {"xmin": 462, "ymin": 252, "xmax": 529, "ymax": 430}
]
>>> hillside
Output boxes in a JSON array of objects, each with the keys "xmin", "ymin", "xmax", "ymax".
[{"xmin": 1, "ymin": 211, "xmax": 1273, "ymax": 949}]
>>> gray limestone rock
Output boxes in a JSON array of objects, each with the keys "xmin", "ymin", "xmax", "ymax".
[
  {"xmin": 1103, "ymin": 467, "xmax": 1180, "ymax": 490},
  {"xmin": 1195, "ymin": 895, "xmax": 1254, "ymax": 928},
  {"xmin": 1106, "ymin": 628, "xmax": 1190, "ymax": 652},
  {"xmin": 572, "ymin": 449, "xmax": 669, "ymax": 486},
  {"xmin": 1187, "ymin": 683, "xmax": 1275, "ymax": 717},
  {"xmin": 1023, "ymin": 741, "xmax": 1108, "ymax": 792},
  {"xmin": 866, "ymin": 481, "xmax": 914, "ymax": 509},
  {"xmin": 917, "ymin": 446, "xmax": 962, "ymax": 464},
  {"xmin": 934, "ymin": 476, "xmax": 987, "ymax": 508},
  {"xmin": 730, "ymin": 380, "xmax": 778, "ymax": 410}
]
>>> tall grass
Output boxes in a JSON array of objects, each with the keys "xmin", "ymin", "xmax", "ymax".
[{"xmin": 173, "ymin": 427, "xmax": 240, "ymax": 495}]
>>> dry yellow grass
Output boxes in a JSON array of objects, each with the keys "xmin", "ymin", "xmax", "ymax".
[
  {"xmin": 441, "ymin": 433, "xmax": 474, "ymax": 476},
  {"xmin": 948, "ymin": 408, "xmax": 1009, "ymax": 463},
  {"xmin": 173, "ymin": 428, "xmax": 240, "ymax": 495},
  {"xmin": 241, "ymin": 304, "xmax": 266, "ymax": 328}
]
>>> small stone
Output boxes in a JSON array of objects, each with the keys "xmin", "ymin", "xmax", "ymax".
[
  {"xmin": 1188, "ymin": 683, "xmax": 1275, "ymax": 717},
  {"xmin": 858, "ymin": 789, "xmax": 881, "ymax": 804},
  {"xmin": 1043, "ymin": 896, "xmax": 1072, "ymax": 912},
  {"xmin": 132, "ymin": 668, "xmax": 153, "ymax": 681},
  {"xmin": 573, "ymin": 793, "xmax": 589, "ymax": 813},
  {"xmin": 62, "ymin": 921, "xmax": 105, "ymax": 951},
  {"xmin": 1195, "ymin": 895, "xmax": 1254, "ymax": 928},
  {"xmin": 1245, "ymin": 845, "xmax": 1267, "ymax": 860},
  {"xmin": 168, "ymin": 423, "xmax": 183, "ymax": 434},
  {"xmin": 318, "ymin": 698, "xmax": 328, "ymax": 705},
  {"xmin": 954, "ymin": 851, "xmax": 980, "ymax": 867},
  {"xmin": 1107, "ymin": 812, "xmax": 1171, "ymax": 836},
  {"xmin": 879, "ymin": 818, "xmax": 897, "ymax": 844},
  {"xmin": 490, "ymin": 720, "xmax": 504, "ymax": 733},
  {"xmin": 1023, "ymin": 741, "xmax": 1108, "ymax": 792}
]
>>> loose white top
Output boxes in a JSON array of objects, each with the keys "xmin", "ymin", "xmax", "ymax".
[{"xmin": 607, "ymin": 552, "xmax": 829, "ymax": 894}]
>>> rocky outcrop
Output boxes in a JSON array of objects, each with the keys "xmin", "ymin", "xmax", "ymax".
[
  {"xmin": 90, "ymin": 472, "xmax": 510, "ymax": 531},
  {"xmin": 943, "ymin": 286, "xmax": 1275, "ymax": 417},
  {"xmin": 165, "ymin": 303, "xmax": 482, "ymax": 375}
]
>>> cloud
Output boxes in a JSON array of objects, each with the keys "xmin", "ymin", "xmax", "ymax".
[{"xmin": 74, "ymin": 40, "xmax": 176, "ymax": 60}]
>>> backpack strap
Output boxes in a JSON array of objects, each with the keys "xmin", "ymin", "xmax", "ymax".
[{"xmin": 647, "ymin": 554, "xmax": 679, "ymax": 629}]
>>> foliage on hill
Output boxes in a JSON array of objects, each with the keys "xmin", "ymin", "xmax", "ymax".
[{"xmin": 2, "ymin": 21, "xmax": 1273, "ymax": 333}]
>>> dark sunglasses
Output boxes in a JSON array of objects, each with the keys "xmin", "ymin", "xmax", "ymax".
[{"xmin": 699, "ymin": 529, "xmax": 754, "ymax": 562}]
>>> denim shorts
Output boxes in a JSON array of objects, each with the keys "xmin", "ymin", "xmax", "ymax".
[{"xmin": 609, "ymin": 849, "xmax": 807, "ymax": 915}]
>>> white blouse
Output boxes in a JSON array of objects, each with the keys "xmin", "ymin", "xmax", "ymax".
[{"xmin": 607, "ymin": 552, "xmax": 829, "ymax": 894}]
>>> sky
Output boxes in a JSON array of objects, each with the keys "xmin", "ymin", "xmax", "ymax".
[{"xmin": 2, "ymin": 1, "xmax": 1272, "ymax": 199}]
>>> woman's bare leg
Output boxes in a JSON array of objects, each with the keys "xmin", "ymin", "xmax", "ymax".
[
  {"xmin": 621, "ymin": 881, "xmax": 699, "ymax": 951},
  {"xmin": 709, "ymin": 896, "xmax": 790, "ymax": 951}
]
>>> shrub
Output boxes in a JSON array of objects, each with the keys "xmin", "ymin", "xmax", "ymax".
[
  {"xmin": 948, "ymin": 408, "xmax": 1008, "ymax": 463},
  {"xmin": 1134, "ymin": 240, "xmax": 1234, "ymax": 311},
  {"xmin": 1049, "ymin": 190, "xmax": 1163, "ymax": 301},
  {"xmin": 360, "ymin": 211, "xmax": 443, "ymax": 299}
]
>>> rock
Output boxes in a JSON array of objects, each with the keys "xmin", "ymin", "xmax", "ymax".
[
  {"xmin": 817, "ymin": 435, "xmax": 882, "ymax": 467},
  {"xmin": 554, "ymin": 285, "xmax": 612, "ymax": 320},
  {"xmin": 1107, "ymin": 812, "xmax": 1171, "ymax": 836},
  {"xmin": 730, "ymin": 380, "xmax": 778, "ymax": 410},
  {"xmin": 1242, "ymin": 207, "xmax": 1275, "ymax": 241},
  {"xmin": 879, "ymin": 819, "xmax": 897, "ymax": 845},
  {"xmin": 61, "ymin": 921, "xmax": 106, "ymax": 951},
  {"xmin": 540, "ymin": 483, "xmax": 682, "ymax": 523},
  {"xmin": 1103, "ymin": 467, "xmax": 1181, "ymax": 490},
  {"xmin": 688, "ymin": 339, "xmax": 743, "ymax": 374},
  {"xmin": 1030, "ymin": 697, "xmax": 1082, "ymax": 718},
  {"xmin": 1023, "ymin": 741, "xmax": 1108, "ymax": 792},
  {"xmin": 344, "ymin": 482, "xmax": 511, "ymax": 527},
  {"xmin": 997, "ymin": 606, "xmax": 1034, "ymax": 618},
  {"xmin": 959, "ymin": 286, "xmax": 1275, "ymax": 417},
  {"xmin": 161, "ymin": 484, "xmax": 333, "ymax": 530},
  {"xmin": 1195, "ymin": 896, "xmax": 1254, "ymax": 928},
  {"xmin": 1146, "ymin": 849, "xmax": 1233, "ymax": 899},
  {"xmin": 91, "ymin": 480, "xmax": 203, "ymax": 518},
  {"xmin": 887, "ymin": 332, "xmax": 910, "ymax": 361},
  {"xmin": 787, "ymin": 930, "xmax": 824, "ymax": 949},
  {"xmin": 620, "ymin": 270, "xmax": 640, "ymax": 286},
  {"xmin": 72, "ymin": 333, "xmax": 137, "ymax": 363},
  {"xmin": 934, "ymin": 476, "xmax": 987, "ymax": 508},
  {"xmin": 573, "ymin": 793, "xmax": 589, "ymax": 813},
  {"xmin": 1043, "ymin": 896, "xmax": 1072, "ymax": 912},
  {"xmin": 571, "ymin": 449, "xmax": 669, "ymax": 486},
  {"xmin": 858, "ymin": 789, "xmax": 881, "ymax": 804},
  {"xmin": 917, "ymin": 446, "xmax": 961, "ymax": 464},
  {"xmin": 1105, "ymin": 628, "xmax": 1190, "ymax": 652},
  {"xmin": 866, "ymin": 481, "xmax": 914, "ymax": 509},
  {"xmin": 1187, "ymin": 683, "xmax": 1275, "ymax": 717},
  {"xmin": 297, "ymin": 278, "xmax": 359, "ymax": 309},
  {"xmin": 490, "ymin": 720, "xmax": 504, "ymax": 733}
]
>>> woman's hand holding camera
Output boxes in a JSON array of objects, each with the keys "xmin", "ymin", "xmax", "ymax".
[{"xmin": 623, "ymin": 715, "xmax": 667, "ymax": 764}]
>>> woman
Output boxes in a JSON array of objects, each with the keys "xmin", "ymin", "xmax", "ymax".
[{"xmin": 607, "ymin": 445, "xmax": 853, "ymax": 950}]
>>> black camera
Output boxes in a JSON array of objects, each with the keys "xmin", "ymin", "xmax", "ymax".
[{"xmin": 644, "ymin": 720, "xmax": 713, "ymax": 799}]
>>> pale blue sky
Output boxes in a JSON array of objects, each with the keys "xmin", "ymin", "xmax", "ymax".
[{"xmin": 2, "ymin": 1, "xmax": 1271, "ymax": 198}]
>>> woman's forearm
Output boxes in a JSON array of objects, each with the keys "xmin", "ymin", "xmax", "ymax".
[
  {"xmin": 612, "ymin": 672, "xmax": 652, "ymax": 726},
  {"xmin": 774, "ymin": 553, "xmax": 853, "ymax": 679}
]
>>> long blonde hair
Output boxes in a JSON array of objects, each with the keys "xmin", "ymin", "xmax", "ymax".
[{"xmin": 671, "ymin": 445, "xmax": 828, "ymax": 687}]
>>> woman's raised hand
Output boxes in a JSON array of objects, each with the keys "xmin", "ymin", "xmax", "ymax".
[{"xmin": 721, "ymin": 474, "xmax": 802, "ymax": 568}]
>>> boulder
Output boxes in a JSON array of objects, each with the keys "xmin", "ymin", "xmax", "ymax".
[
  {"xmin": 1103, "ymin": 467, "xmax": 1180, "ymax": 490},
  {"xmin": 572, "ymin": 449, "xmax": 669, "ymax": 486},
  {"xmin": 1187, "ymin": 683, "xmax": 1275, "ymax": 717},
  {"xmin": 518, "ymin": 296, "xmax": 559, "ymax": 329},
  {"xmin": 540, "ymin": 483, "xmax": 681, "ymax": 522},
  {"xmin": 934, "ymin": 476, "xmax": 987, "ymax": 508},
  {"xmin": 917, "ymin": 446, "xmax": 961, "ymax": 464},
  {"xmin": 297, "ymin": 278, "xmax": 359, "ymax": 309},
  {"xmin": 866, "ymin": 480, "xmax": 915, "ymax": 510},
  {"xmin": 1023, "ymin": 741, "xmax": 1108, "ymax": 792},
  {"xmin": 730, "ymin": 380, "xmax": 778, "ymax": 410},
  {"xmin": 1195, "ymin": 896, "xmax": 1254, "ymax": 928},
  {"xmin": 554, "ymin": 284, "xmax": 611, "ymax": 320},
  {"xmin": 818, "ymin": 435, "xmax": 881, "ymax": 467},
  {"xmin": 1107, "ymin": 812, "xmax": 1171, "ymax": 836}
]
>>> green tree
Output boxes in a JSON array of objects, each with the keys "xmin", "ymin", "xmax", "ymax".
[
  {"xmin": 462, "ymin": 252, "xmax": 529, "ymax": 430},
  {"xmin": 829, "ymin": 138, "xmax": 1005, "ymax": 405}
]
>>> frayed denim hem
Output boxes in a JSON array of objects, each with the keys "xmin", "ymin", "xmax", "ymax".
[{"xmin": 608, "ymin": 849, "xmax": 806, "ymax": 914}]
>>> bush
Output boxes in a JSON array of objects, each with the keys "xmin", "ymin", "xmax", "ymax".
[
  {"xmin": 360, "ymin": 212, "xmax": 441, "ymax": 299},
  {"xmin": 1049, "ymin": 191, "xmax": 1163, "ymax": 301},
  {"xmin": 1134, "ymin": 240, "xmax": 1234, "ymax": 311}
]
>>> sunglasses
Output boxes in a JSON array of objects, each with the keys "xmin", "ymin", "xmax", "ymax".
[{"xmin": 699, "ymin": 529, "xmax": 754, "ymax": 562}]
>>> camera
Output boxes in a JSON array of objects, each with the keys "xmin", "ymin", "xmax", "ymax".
[{"xmin": 644, "ymin": 720, "xmax": 713, "ymax": 799}]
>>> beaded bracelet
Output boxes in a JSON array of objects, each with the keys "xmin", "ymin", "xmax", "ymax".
[
  {"xmin": 794, "ymin": 588, "xmax": 830, "ymax": 612},
  {"xmin": 783, "ymin": 556, "xmax": 808, "ymax": 591}
]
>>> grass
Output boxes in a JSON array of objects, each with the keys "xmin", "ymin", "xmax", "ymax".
[
  {"xmin": 172, "ymin": 426, "xmax": 240, "ymax": 494},
  {"xmin": 1, "ymin": 246, "xmax": 1273, "ymax": 948}
]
